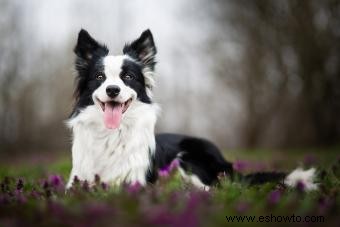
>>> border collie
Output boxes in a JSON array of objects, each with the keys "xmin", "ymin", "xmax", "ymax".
[{"xmin": 66, "ymin": 29, "xmax": 317, "ymax": 191}]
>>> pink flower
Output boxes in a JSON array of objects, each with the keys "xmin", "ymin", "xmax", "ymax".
[
  {"xmin": 158, "ymin": 169, "xmax": 170, "ymax": 177},
  {"xmin": 158, "ymin": 159, "xmax": 180, "ymax": 177},
  {"xmin": 126, "ymin": 181, "xmax": 142, "ymax": 194},
  {"xmin": 169, "ymin": 159, "xmax": 180, "ymax": 171}
]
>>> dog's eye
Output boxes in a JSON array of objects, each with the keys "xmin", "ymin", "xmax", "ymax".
[
  {"xmin": 122, "ymin": 73, "xmax": 134, "ymax": 80},
  {"xmin": 96, "ymin": 74, "xmax": 105, "ymax": 81}
]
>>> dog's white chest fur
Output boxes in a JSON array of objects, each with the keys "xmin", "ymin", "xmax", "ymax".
[{"xmin": 66, "ymin": 102, "xmax": 159, "ymax": 188}]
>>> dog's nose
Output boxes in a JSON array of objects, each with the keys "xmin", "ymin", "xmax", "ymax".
[{"xmin": 106, "ymin": 85, "xmax": 121, "ymax": 98}]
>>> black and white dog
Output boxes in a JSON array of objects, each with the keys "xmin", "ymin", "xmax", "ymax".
[{"xmin": 66, "ymin": 29, "xmax": 317, "ymax": 191}]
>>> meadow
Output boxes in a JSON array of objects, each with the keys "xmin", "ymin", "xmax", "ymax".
[{"xmin": 0, "ymin": 148, "xmax": 339, "ymax": 227}]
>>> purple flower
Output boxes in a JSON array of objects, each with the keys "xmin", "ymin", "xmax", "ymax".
[
  {"xmin": 254, "ymin": 162, "xmax": 267, "ymax": 172},
  {"xmin": 16, "ymin": 178, "xmax": 24, "ymax": 191},
  {"xmin": 168, "ymin": 191, "xmax": 181, "ymax": 207},
  {"xmin": 42, "ymin": 179, "xmax": 49, "ymax": 189},
  {"xmin": 176, "ymin": 193, "xmax": 201, "ymax": 227},
  {"xmin": 159, "ymin": 170, "xmax": 170, "ymax": 178},
  {"xmin": 169, "ymin": 159, "xmax": 180, "ymax": 171},
  {"xmin": 48, "ymin": 201, "xmax": 65, "ymax": 217},
  {"xmin": 0, "ymin": 195, "xmax": 10, "ymax": 205},
  {"xmin": 95, "ymin": 174, "xmax": 101, "ymax": 184},
  {"xmin": 186, "ymin": 192, "xmax": 204, "ymax": 210},
  {"xmin": 41, "ymin": 180, "xmax": 52, "ymax": 198},
  {"xmin": 147, "ymin": 192, "xmax": 208, "ymax": 227},
  {"xmin": 30, "ymin": 190, "xmax": 42, "ymax": 199},
  {"xmin": 73, "ymin": 176, "xmax": 80, "ymax": 185},
  {"xmin": 85, "ymin": 203, "xmax": 111, "ymax": 218},
  {"xmin": 296, "ymin": 180, "xmax": 305, "ymax": 192},
  {"xmin": 235, "ymin": 201, "xmax": 249, "ymax": 214},
  {"xmin": 267, "ymin": 190, "xmax": 281, "ymax": 205},
  {"xmin": 317, "ymin": 196, "xmax": 332, "ymax": 215},
  {"xmin": 147, "ymin": 206, "xmax": 174, "ymax": 226},
  {"xmin": 14, "ymin": 189, "xmax": 27, "ymax": 204},
  {"xmin": 101, "ymin": 182, "xmax": 108, "ymax": 191},
  {"xmin": 82, "ymin": 180, "xmax": 90, "ymax": 192},
  {"xmin": 126, "ymin": 181, "xmax": 142, "ymax": 194},
  {"xmin": 158, "ymin": 159, "xmax": 180, "ymax": 177},
  {"xmin": 158, "ymin": 169, "xmax": 170, "ymax": 177},
  {"xmin": 49, "ymin": 175, "xmax": 63, "ymax": 188},
  {"xmin": 233, "ymin": 160, "xmax": 248, "ymax": 172}
]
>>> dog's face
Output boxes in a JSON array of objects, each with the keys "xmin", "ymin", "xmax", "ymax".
[{"xmin": 73, "ymin": 29, "xmax": 157, "ymax": 129}]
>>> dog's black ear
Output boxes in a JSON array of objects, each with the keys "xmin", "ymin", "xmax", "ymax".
[
  {"xmin": 74, "ymin": 29, "xmax": 108, "ymax": 61},
  {"xmin": 123, "ymin": 29, "xmax": 157, "ymax": 69}
]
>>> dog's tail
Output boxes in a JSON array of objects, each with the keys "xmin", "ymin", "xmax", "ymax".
[
  {"xmin": 235, "ymin": 167, "xmax": 318, "ymax": 191},
  {"xmin": 283, "ymin": 167, "xmax": 318, "ymax": 190}
]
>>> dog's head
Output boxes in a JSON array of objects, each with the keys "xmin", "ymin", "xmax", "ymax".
[{"xmin": 73, "ymin": 29, "xmax": 157, "ymax": 129}]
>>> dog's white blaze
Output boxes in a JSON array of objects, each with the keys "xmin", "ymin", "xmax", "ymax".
[
  {"xmin": 284, "ymin": 168, "xmax": 318, "ymax": 191},
  {"xmin": 103, "ymin": 55, "xmax": 126, "ymax": 77},
  {"xmin": 93, "ymin": 55, "xmax": 137, "ymax": 104},
  {"xmin": 66, "ymin": 101, "xmax": 160, "ymax": 188}
]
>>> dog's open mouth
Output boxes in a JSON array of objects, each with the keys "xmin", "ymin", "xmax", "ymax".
[{"xmin": 97, "ymin": 98, "xmax": 132, "ymax": 129}]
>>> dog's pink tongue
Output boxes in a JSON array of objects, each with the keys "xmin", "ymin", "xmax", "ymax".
[{"xmin": 104, "ymin": 102, "xmax": 123, "ymax": 129}]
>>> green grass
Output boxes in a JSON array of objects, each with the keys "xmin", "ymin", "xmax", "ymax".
[
  {"xmin": 0, "ymin": 156, "xmax": 71, "ymax": 180},
  {"xmin": 0, "ymin": 149, "xmax": 339, "ymax": 226}
]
